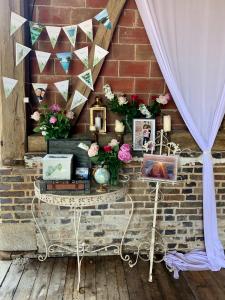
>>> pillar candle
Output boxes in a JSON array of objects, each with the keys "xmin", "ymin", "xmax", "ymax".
[
  {"xmin": 95, "ymin": 116, "xmax": 101, "ymax": 130},
  {"xmin": 89, "ymin": 125, "xmax": 96, "ymax": 132},
  {"xmin": 115, "ymin": 120, "xmax": 125, "ymax": 133},
  {"xmin": 163, "ymin": 115, "xmax": 171, "ymax": 132}
]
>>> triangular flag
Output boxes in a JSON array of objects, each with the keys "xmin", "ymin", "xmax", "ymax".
[
  {"xmin": 78, "ymin": 19, "xmax": 93, "ymax": 42},
  {"xmin": 32, "ymin": 83, "xmax": 48, "ymax": 92},
  {"xmin": 74, "ymin": 46, "xmax": 88, "ymax": 68},
  {"xmin": 35, "ymin": 51, "xmax": 51, "ymax": 73},
  {"xmin": 93, "ymin": 45, "xmax": 109, "ymax": 67},
  {"xmin": 29, "ymin": 22, "xmax": 44, "ymax": 45},
  {"xmin": 10, "ymin": 12, "xmax": 27, "ymax": 36},
  {"xmin": 16, "ymin": 43, "xmax": 31, "ymax": 66},
  {"xmin": 63, "ymin": 25, "xmax": 77, "ymax": 47},
  {"xmin": 71, "ymin": 90, "xmax": 87, "ymax": 110},
  {"xmin": 94, "ymin": 8, "xmax": 112, "ymax": 30},
  {"xmin": 78, "ymin": 69, "xmax": 94, "ymax": 90},
  {"xmin": 54, "ymin": 80, "xmax": 69, "ymax": 101},
  {"xmin": 46, "ymin": 26, "xmax": 61, "ymax": 48},
  {"xmin": 56, "ymin": 52, "xmax": 72, "ymax": 74},
  {"xmin": 2, "ymin": 77, "xmax": 18, "ymax": 98}
]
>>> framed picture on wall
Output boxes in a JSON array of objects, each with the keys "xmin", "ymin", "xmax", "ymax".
[
  {"xmin": 141, "ymin": 154, "xmax": 178, "ymax": 182},
  {"xmin": 133, "ymin": 119, "xmax": 155, "ymax": 151}
]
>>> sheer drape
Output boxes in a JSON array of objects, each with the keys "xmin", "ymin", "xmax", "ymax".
[{"xmin": 135, "ymin": 0, "xmax": 225, "ymax": 276}]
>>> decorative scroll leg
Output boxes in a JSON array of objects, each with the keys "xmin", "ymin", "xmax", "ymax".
[
  {"xmin": 73, "ymin": 206, "xmax": 84, "ymax": 293},
  {"xmin": 149, "ymin": 182, "xmax": 160, "ymax": 282},
  {"xmin": 31, "ymin": 197, "xmax": 48, "ymax": 261}
]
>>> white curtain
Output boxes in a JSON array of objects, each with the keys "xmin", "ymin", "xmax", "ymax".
[{"xmin": 135, "ymin": 0, "xmax": 225, "ymax": 276}]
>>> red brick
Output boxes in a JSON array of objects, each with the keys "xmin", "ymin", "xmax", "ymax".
[
  {"xmin": 119, "ymin": 61, "xmax": 149, "ymax": 77},
  {"xmin": 37, "ymin": 6, "xmax": 72, "ymax": 25},
  {"xmin": 108, "ymin": 44, "xmax": 135, "ymax": 60},
  {"xmin": 31, "ymin": 58, "xmax": 54, "ymax": 76},
  {"xmin": 150, "ymin": 61, "xmax": 163, "ymax": 77},
  {"xmin": 51, "ymin": 0, "xmax": 85, "ymax": 7},
  {"xmin": 135, "ymin": 11, "xmax": 144, "ymax": 27},
  {"xmin": 104, "ymin": 78, "xmax": 134, "ymax": 93},
  {"xmin": 100, "ymin": 61, "xmax": 118, "ymax": 77},
  {"xmin": 124, "ymin": 0, "xmax": 137, "ymax": 9},
  {"xmin": 135, "ymin": 78, "xmax": 164, "ymax": 93},
  {"xmin": 136, "ymin": 45, "xmax": 155, "ymax": 60},
  {"xmin": 119, "ymin": 27, "xmax": 149, "ymax": 44},
  {"xmin": 119, "ymin": 10, "xmax": 135, "ymax": 27},
  {"xmin": 86, "ymin": 0, "xmax": 108, "ymax": 8},
  {"xmin": 71, "ymin": 8, "xmax": 99, "ymax": 24}
]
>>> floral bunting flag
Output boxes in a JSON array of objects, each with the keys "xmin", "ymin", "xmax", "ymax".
[
  {"xmin": 35, "ymin": 50, "xmax": 51, "ymax": 73},
  {"xmin": 2, "ymin": 77, "xmax": 18, "ymax": 98},
  {"xmin": 94, "ymin": 8, "xmax": 112, "ymax": 30},
  {"xmin": 16, "ymin": 43, "xmax": 31, "ymax": 66},
  {"xmin": 71, "ymin": 90, "xmax": 87, "ymax": 110},
  {"xmin": 29, "ymin": 22, "xmax": 44, "ymax": 45},
  {"xmin": 93, "ymin": 45, "xmax": 109, "ymax": 67},
  {"xmin": 78, "ymin": 19, "xmax": 93, "ymax": 42},
  {"xmin": 10, "ymin": 12, "xmax": 27, "ymax": 36},
  {"xmin": 78, "ymin": 69, "xmax": 94, "ymax": 90},
  {"xmin": 46, "ymin": 26, "xmax": 61, "ymax": 48},
  {"xmin": 56, "ymin": 52, "xmax": 72, "ymax": 74},
  {"xmin": 54, "ymin": 80, "xmax": 69, "ymax": 101},
  {"xmin": 63, "ymin": 25, "xmax": 77, "ymax": 47},
  {"xmin": 74, "ymin": 46, "xmax": 89, "ymax": 68}
]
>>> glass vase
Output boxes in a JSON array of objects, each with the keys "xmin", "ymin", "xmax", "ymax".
[{"xmin": 109, "ymin": 166, "xmax": 119, "ymax": 186}]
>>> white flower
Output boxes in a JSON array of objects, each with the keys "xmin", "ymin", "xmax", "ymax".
[
  {"xmin": 139, "ymin": 104, "xmax": 152, "ymax": 118},
  {"xmin": 41, "ymin": 131, "xmax": 47, "ymax": 136},
  {"xmin": 108, "ymin": 139, "xmax": 119, "ymax": 147},
  {"xmin": 103, "ymin": 84, "xmax": 114, "ymax": 100},
  {"xmin": 66, "ymin": 111, "xmax": 74, "ymax": 119},
  {"xmin": 31, "ymin": 111, "xmax": 40, "ymax": 121},
  {"xmin": 40, "ymin": 125, "xmax": 47, "ymax": 130},
  {"xmin": 156, "ymin": 93, "xmax": 170, "ymax": 105},
  {"xmin": 118, "ymin": 96, "xmax": 128, "ymax": 106}
]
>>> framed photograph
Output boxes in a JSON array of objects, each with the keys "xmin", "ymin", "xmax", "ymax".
[
  {"xmin": 133, "ymin": 119, "xmax": 155, "ymax": 151},
  {"xmin": 75, "ymin": 167, "xmax": 89, "ymax": 180},
  {"xmin": 141, "ymin": 154, "xmax": 178, "ymax": 182}
]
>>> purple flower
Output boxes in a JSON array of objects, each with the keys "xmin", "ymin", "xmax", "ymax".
[
  {"xmin": 120, "ymin": 144, "xmax": 131, "ymax": 152},
  {"xmin": 49, "ymin": 116, "xmax": 57, "ymax": 124},
  {"xmin": 118, "ymin": 150, "xmax": 132, "ymax": 163},
  {"xmin": 50, "ymin": 104, "xmax": 61, "ymax": 112}
]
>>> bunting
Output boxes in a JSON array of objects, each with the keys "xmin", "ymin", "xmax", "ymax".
[
  {"xmin": 2, "ymin": 77, "xmax": 18, "ymax": 98},
  {"xmin": 71, "ymin": 90, "xmax": 88, "ymax": 110},
  {"xmin": 10, "ymin": 12, "xmax": 26, "ymax": 36},
  {"xmin": 94, "ymin": 8, "xmax": 112, "ymax": 30},
  {"xmin": 78, "ymin": 69, "xmax": 94, "ymax": 90},
  {"xmin": 46, "ymin": 26, "xmax": 61, "ymax": 48},
  {"xmin": 30, "ymin": 22, "xmax": 44, "ymax": 45},
  {"xmin": 74, "ymin": 46, "xmax": 89, "ymax": 68},
  {"xmin": 63, "ymin": 25, "xmax": 77, "ymax": 47},
  {"xmin": 78, "ymin": 19, "xmax": 93, "ymax": 41},
  {"xmin": 16, "ymin": 43, "xmax": 31, "ymax": 66},
  {"xmin": 56, "ymin": 52, "xmax": 72, "ymax": 74},
  {"xmin": 93, "ymin": 45, "xmax": 109, "ymax": 67},
  {"xmin": 54, "ymin": 80, "xmax": 69, "ymax": 101},
  {"xmin": 35, "ymin": 50, "xmax": 51, "ymax": 73}
]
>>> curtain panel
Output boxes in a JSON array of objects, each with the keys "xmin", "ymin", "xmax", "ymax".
[{"xmin": 135, "ymin": 0, "xmax": 225, "ymax": 276}]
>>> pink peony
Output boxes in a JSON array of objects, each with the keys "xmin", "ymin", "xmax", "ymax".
[
  {"xmin": 66, "ymin": 111, "xmax": 74, "ymax": 119},
  {"xmin": 31, "ymin": 111, "xmax": 40, "ymax": 121},
  {"xmin": 120, "ymin": 144, "xmax": 131, "ymax": 152},
  {"xmin": 50, "ymin": 104, "xmax": 61, "ymax": 112},
  {"xmin": 88, "ymin": 143, "xmax": 99, "ymax": 157},
  {"xmin": 49, "ymin": 116, "xmax": 57, "ymax": 124},
  {"xmin": 118, "ymin": 149, "xmax": 132, "ymax": 163}
]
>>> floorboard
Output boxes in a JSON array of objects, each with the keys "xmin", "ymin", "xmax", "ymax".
[{"xmin": 0, "ymin": 261, "xmax": 12, "ymax": 287}]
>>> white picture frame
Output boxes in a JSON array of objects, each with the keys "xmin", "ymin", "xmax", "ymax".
[{"xmin": 133, "ymin": 119, "xmax": 156, "ymax": 151}]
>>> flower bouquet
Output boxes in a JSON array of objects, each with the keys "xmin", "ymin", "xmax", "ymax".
[
  {"xmin": 103, "ymin": 84, "xmax": 170, "ymax": 132},
  {"xmin": 31, "ymin": 104, "xmax": 74, "ymax": 140},
  {"xmin": 87, "ymin": 139, "xmax": 132, "ymax": 186}
]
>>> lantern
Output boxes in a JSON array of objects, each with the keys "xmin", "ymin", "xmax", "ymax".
[{"xmin": 89, "ymin": 97, "xmax": 107, "ymax": 133}]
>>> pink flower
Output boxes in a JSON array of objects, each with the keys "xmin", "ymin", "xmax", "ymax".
[
  {"xmin": 31, "ymin": 111, "xmax": 40, "ymax": 121},
  {"xmin": 156, "ymin": 94, "xmax": 170, "ymax": 105},
  {"xmin": 88, "ymin": 143, "xmax": 99, "ymax": 157},
  {"xmin": 66, "ymin": 111, "xmax": 74, "ymax": 119},
  {"xmin": 49, "ymin": 116, "xmax": 57, "ymax": 124},
  {"xmin": 120, "ymin": 144, "xmax": 131, "ymax": 152},
  {"xmin": 50, "ymin": 104, "xmax": 61, "ymax": 112},
  {"xmin": 118, "ymin": 149, "xmax": 132, "ymax": 163}
]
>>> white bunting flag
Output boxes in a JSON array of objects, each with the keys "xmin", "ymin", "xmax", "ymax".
[
  {"xmin": 46, "ymin": 26, "xmax": 61, "ymax": 48},
  {"xmin": 2, "ymin": 77, "xmax": 18, "ymax": 98},
  {"xmin": 10, "ymin": 12, "xmax": 27, "ymax": 36},
  {"xmin": 78, "ymin": 69, "xmax": 94, "ymax": 91},
  {"xmin": 71, "ymin": 90, "xmax": 88, "ymax": 110},
  {"xmin": 54, "ymin": 80, "xmax": 69, "ymax": 101},
  {"xmin": 74, "ymin": 46, "xmax": 89, "ymax": 68},
  {"xmin": 16, "ymin": 43, "xmax": 31, "ymax": 66},
  {"xmin": 93, "ymin": 45, "xmax": 109, "ymax": 67},
  {"xmin": 32, "ymin": 83, "xmax": 48, "ymax": 94},
  {"xmin": 63, "ymin": 25, "xmax": 77, "ymax": 47},
  {"xmin": 78, "ymin": 19, "xmax": 93, "ymax": 42},
  {"xmin": 35, "ymin": 50, "xmax": 51, "ymax": 73}
]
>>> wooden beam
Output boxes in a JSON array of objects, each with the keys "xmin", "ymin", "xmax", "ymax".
[
  {"xmin": 66, "ymin": 0, "xmax": 127, "ymax": 122},
  {"xmin": 0, "ymin": 0, "xmax": 27, "ymax": 165}
]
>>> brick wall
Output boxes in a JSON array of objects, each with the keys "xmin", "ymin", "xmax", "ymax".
[
  {"xmin": 31, "ymin": 0, "xmax": 185, "ymax": 133},
  {"xmin": 1, "ymin": 153, "xmax": 225, "ymax": 254}
]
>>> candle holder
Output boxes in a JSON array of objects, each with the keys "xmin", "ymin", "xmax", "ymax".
[{"xmin": 89, "ymin": 97, "xmax": 107, "ymax": 134}]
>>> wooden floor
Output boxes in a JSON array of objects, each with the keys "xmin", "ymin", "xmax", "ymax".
[{"xmin": 1, "ymin": 256, "xmax": 225, "ymax": 300}]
